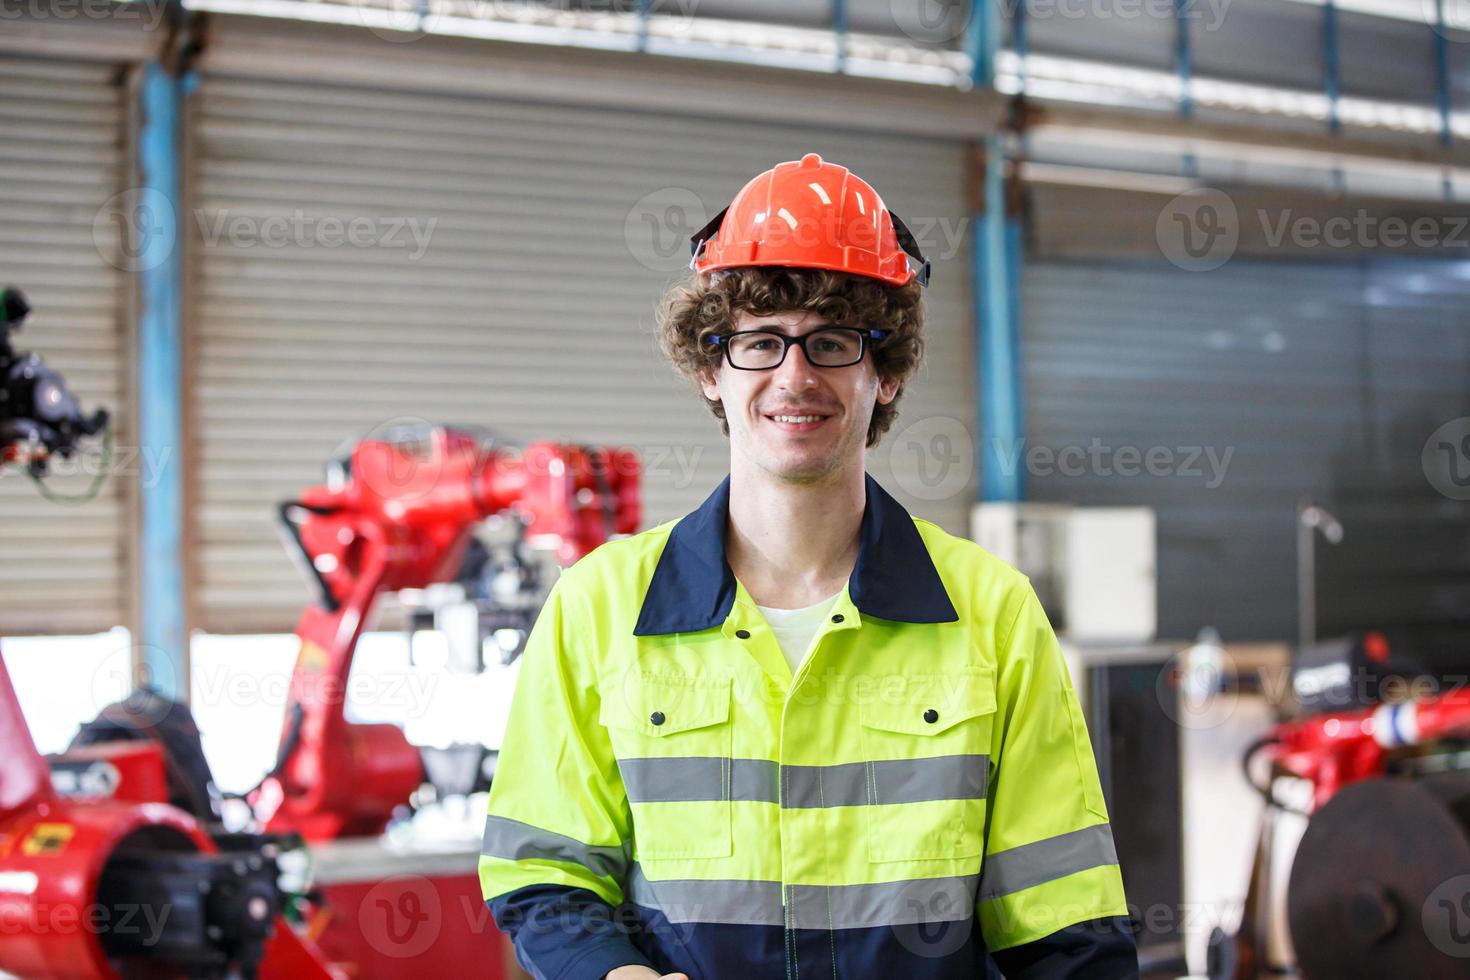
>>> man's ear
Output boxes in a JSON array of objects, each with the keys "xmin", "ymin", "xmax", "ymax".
[
  {"xmin": 876, "ymin": 374, "xmax": 900, "ymax": 407},
  {"xmin": 699, "ymin": 365, "xmax": 721, "ymax": 403}
]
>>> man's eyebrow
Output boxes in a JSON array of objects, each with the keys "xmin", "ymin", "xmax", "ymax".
[{"xmin": 741, "ymin": 321, "xmax": 837, "ymax": 333}]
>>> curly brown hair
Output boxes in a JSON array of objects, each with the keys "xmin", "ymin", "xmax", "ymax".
[{"xmin": 655, "ymin": 267, "xmax": 925, "ymax": 448}]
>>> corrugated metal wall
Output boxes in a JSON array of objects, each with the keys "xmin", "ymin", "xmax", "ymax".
[
  {"xmin": 1023, "ymin": 258, "xmax": 1470, "ymax": 666},
  {"xmin": 0, "ymin": 55, "xmax": 130, "ymax": 635},
  {"xmin": 188, "ymin": 71, "xmax": 974, "ymax": 632}
]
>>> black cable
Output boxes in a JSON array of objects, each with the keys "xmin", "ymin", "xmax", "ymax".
[
  {"xmin": 1242, "ymin": 735, "xmax": 1311, "ymax": 816},
  {"xmin": 25, "ymin": 426, "xmax": 113, "ymax": 506}
]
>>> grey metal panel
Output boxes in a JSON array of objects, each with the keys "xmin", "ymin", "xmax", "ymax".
[
  {"xmin": 1450, "ymin": 24, "xmax": 1470, "ymax": 108},
  {"xmin": 0, "ymin": 56, "xmax": 130, "ymax": 635},
  {"xmin": 1191, "ymin": 0, "xmax": 1325, "ymax": 92},
  {"xmin": 190, "ymin": 69, "xmax": 973, "ymax": 632},
  {"xmin": 1338, "ymin": 9, "xmax": 1438, "ymax": 105},
  {"xmin": 1020, "ymin": 2, "xmax": 1179, "ymax": 72},
  {"xmin": 690, "ymin": 0, "xmax": 970, "ymax": 48},
  {"xmin": 1023, "ymin": 259, "xmax": 1470, "ymax": 666}
]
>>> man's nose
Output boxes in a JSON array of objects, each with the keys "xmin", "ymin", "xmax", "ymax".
[{"xmin": 773, "ymin": 340, "xmax": 819, "ymax": 387}]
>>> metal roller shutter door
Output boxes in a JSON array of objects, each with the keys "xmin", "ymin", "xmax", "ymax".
[
  {"xmin": 0, "ymin": 55, "xmax": 130, "ymax": 635},
  {"xmin": 1023, "ymin": 259, "xmax": 1470, "ymax": 665},
  {"xmin": 189, "ymin": 72, "xmax": 974, "ymax": 632}
]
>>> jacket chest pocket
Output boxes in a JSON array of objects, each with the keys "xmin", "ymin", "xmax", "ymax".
[
  {"xmin": 599, "ymin": 673, "xmax": 733, "ymax": 860},
  {"xmin": 858, "ymin": 666, "xmax": 995, "ymax": 863}
]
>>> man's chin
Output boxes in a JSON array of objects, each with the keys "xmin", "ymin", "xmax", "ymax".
[{"xmin": 757, "ymin": 450, "xmax": 842, "ymax": 485}]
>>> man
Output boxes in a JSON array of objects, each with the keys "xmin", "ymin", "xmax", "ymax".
[{"xmin": 479, "ymin": 154, "xmax": 1137, "ymax": 979}]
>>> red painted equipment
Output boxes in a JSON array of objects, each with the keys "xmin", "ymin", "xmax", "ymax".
[
  {"xmin": 1210, "ymin": 635, "xmax": 1470, "ymax": 980},
  {"xmin": 0, "ymin": 287, "xmax": 640, "ymax": 977},
  {"xmin": 257, "ymin": 426, "xmax": 640, "ymax": 842},
  {"xmin": 1261, "ymin": 681, "xmax": 1470, "ymax": 812},
  {"xmin": 0, "ymin": 287, "xmax": 338, "ymax": 978}
]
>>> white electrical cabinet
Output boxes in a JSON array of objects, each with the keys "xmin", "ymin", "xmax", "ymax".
[{"xmin": 971, "ymin": 503, "xmax": 1157, "ymax": 643}]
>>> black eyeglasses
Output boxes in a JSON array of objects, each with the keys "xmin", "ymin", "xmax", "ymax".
[{"xmin": 707, "ymin": 327, "xmax": 887, "ymax": 371}]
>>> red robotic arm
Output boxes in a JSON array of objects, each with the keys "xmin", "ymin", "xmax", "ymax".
[
  {"xmin": 1267, "ymin": 687, "xmax": 1470, "ymax": 812},
  {"xmin": 259, "ymin": 426, "xmax": 640, "ymax": 841}
]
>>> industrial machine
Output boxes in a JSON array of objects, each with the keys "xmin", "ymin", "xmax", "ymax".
[
  {"xmin": 0, "ymin": 287, "xmax": 108, "ymax": 477},
  {"xmin": 253, "ymin": 425, "xmax": 639, "ymax": 843},
  {"xmin": 0, "ymin": 287, "xmax": 642, "ymax": 977},
  {"xmin": 0, "ymin": 287, "xmax": 324, "ymax": 979},
  {"xmin": 1211, "ymin": 633, "xmax": 1470, "ymax": 979},
  {"xmin": 241, "ymin": 425, "xmax": 639, "ymax": 977}
]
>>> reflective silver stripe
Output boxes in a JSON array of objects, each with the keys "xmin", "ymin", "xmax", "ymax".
[
  {"xmin": 978, "ymin": 823, "xmax": 1119, "ymax": 902},
  {"xmin": 480, "ymin": 815, "xmax": 630, "ymax": 880},
  {"xmin": 627, "ymin": 865, "xmax": 979, "ymax": 929},
  {"xmin": 783, "ymin": 755, "xmax": 988, "ymax": 808},
  {"xmin": 620, "ymin": 757, "xmax": 779, "ymax": 803},
  {"xmin": 789, "ymin": 874, "xmax": 979, "ymax": 930},
  {"xmin": 626, "ymin": 865, "xmax": 784, "ymax": 926},
  {"xmin": 619, "ymin": 755, "xmax": 988, "ymax": 808}
]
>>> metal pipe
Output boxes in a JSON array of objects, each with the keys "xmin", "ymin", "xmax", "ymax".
[
  {"xmin": 833, "ymin": 0, "xmax": 847, "ymax": 73},
  {"xmin": 1297, "ymin": 499, "xmax": 1344, "ymax": 650},
  {"xmin": 137, "ymin": 59, "xmax": 189, "ymax": 701}
]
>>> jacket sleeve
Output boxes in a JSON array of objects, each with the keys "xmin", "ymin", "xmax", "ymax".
[
  {"xmin": 479, "ymin": 575, "xmax": 655, "ymax": 980},
  {"xmin": 977, "ymin": 582, "xmax": 1138, "ymax": 978}
]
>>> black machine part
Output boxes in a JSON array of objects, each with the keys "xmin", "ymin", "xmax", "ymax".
[
  {"xmin": 1287, "ymin": 772, "xmax": 1470, "ymax": 979},
  {"xmin": 1290, "ymin": 633, "xmax": 1426, "ymax": 716},
  {"xmin": 0, "ymin": 287, "xmax": 109, "ymax": 474},
  {"xmin": 96, "ymin": 833, "xmax": 281, "ymax": 980},
  {"xmin": 69, "ymin": 686, "xmax": 222, "ymax": 824}
]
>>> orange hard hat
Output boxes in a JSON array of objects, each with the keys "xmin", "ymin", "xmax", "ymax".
[{"xmin": 689, "ymin": 153, "xmax": 931, "ymax": 287}]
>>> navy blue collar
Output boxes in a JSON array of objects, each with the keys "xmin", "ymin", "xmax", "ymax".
[{"xmin": 633, "ymin": 472, "xmax": 958, "ymax": 636}]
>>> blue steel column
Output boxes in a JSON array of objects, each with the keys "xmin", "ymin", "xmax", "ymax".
[
  {"xmin": 1323, "ymin": 0, "xmax": 1341, "ymax": 135},
  {"xmin": 1174, "ymin": 0, "xmax": 1197, "ymax": 178},
  {"xmin": 834, "ymin": 0, "xmax": 848, "ymax": 73},
  {"xmin": 968, "ymin": 0, "xmax": 1025, "ymax": 503},
  {"xmin": 1435, "ymin": 0, "xmax": 1454, "ymax": 199},
  {"xmin": 637, "ymin": 0, "xmax": 651, "ymax": 53},
  {"xmin": 138, "ymin": 60, "xmax": 187, "ymax": 700},
  {"xmin": 1323, "ymin": 0, "xmax": 1344, "ymax": 191}
]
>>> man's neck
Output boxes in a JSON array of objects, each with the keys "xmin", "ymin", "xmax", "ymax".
[{"xmin": 725, "ymin": 460, "xmax": 865, "ymax": 610}]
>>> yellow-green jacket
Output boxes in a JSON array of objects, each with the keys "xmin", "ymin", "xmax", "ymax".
[{"xmin": 480, "ymin": 474, "xmax": 1136, "ymax": 979}]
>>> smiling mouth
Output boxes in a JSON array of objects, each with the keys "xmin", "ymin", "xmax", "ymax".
[{"xmin": 764, "ymin": 412, "xmax": 832, "ymax": 432}]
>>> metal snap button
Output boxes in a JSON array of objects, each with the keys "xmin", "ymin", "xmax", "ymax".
[
  {"xmin": 831, "ymin": 614, "xmax": 844, "ymax": 623},
  {"xmin": 923, "ymin": 709, "xmax": 939, "ymax": 724},
  {"xmin": 650, "ymin": 711, "xmax": 666, "ymax": 726},
  {"xmin": 735, "ymin": 629, "xmax": 751, "ymax": 639}
]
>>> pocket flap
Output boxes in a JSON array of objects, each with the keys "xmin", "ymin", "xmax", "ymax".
[
  {"xmin": 600, "ymin": 672, "xmax": 731, "ymax": 737},
  {"xmin": 859, "ymin": 666, "xmax": 996, "ymax": 736}
]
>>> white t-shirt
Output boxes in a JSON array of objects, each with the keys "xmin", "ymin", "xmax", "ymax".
[{"xmin": 755, "ymin": 590, "xmax": 843, "ymax": 674}]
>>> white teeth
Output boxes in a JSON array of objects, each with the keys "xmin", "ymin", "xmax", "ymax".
[{"xmin": 771, "ymin": 415, "xmax": 823, "ymax": 423}]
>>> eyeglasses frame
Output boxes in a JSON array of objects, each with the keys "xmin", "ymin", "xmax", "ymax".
[{"xmin": 706, "ymin": 326, "xmax": 889, "ymax": 371}]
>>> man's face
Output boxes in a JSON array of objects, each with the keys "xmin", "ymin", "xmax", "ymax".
[{"xmin": 700, "ymin": 310, "xmax": 899, "ymax": 484}]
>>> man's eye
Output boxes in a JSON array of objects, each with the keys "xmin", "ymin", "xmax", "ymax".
[{"xmin": 748, "ymin": 339, "xmax": 778, "ymax": 350}]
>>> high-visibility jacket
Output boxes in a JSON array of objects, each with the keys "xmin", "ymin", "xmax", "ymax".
[{"xmin": 479, "ymin": 474, "xmax": 1137, "ymax": 980}]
